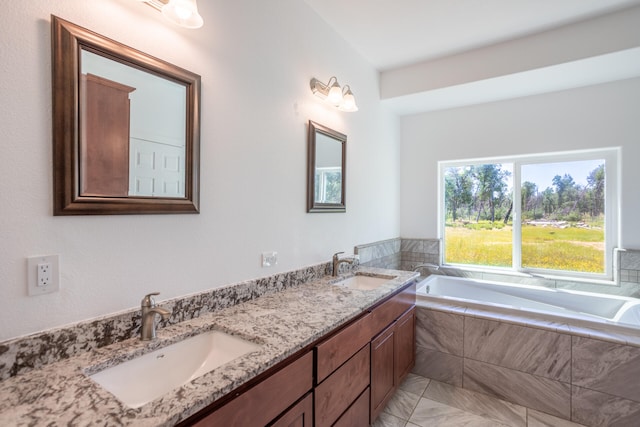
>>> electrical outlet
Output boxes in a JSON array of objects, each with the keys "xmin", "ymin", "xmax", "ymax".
[
  {"xmin": 28, "ymin": 255, "xmax": 60, "ymax": 296},
  {"xmin": 37, "ymin": 263, "xmax": 52, "ymax": 287},
  {"xmin": 261, "ymin": 251, "xmax": 278, "ymax": 267}
]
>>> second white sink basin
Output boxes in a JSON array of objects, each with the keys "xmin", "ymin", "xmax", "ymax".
[
  {"xmin": 89, "ymin": 330, "xmax": 261, "ymax": 408},
  {"xmin": 333, "ymin": 275, "xmax": 394, "ymax": 290}
]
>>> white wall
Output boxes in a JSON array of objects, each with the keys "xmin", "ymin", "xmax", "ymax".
[
  {"xmin": 400, "ymin": 77, "xmax": 640, "ymax": 249},
  {"xmin": 0, "ymin": 0, "xmax": 400, "ymax": 341}
]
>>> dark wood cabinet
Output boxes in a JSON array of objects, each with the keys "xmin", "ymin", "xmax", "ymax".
[
  {"xmin": 333, "ymin": 387, "xmax": 371, "ymax": 427},
  {"xmin": 316, "ymin": 312, "xmax": 372, "ymax": 383},
  {"xmin": 180, "ymin": 281, "xmax": 417, "ymax": 427},
  {"xmin": 371, "ymin": 324, "xmax": 396, "ymax": 420},
  {"xmin": 314, "ymin": 282, "xmax": 417, "ymax": 426},
  {"xmin": 189, "ymin": 352, "xmax": 313, "ymax": 427},
  {"xmin": 394, "ymin": 307, "xmax": 416, "ymax": 383},
  {"xmin": 370, "ymin": 303, "xmax": 416, "ymax": 423},
  {"xmin": 270, "ymin": 392, "xmax": 313, "ymax": 427},
  {"xmin": 79, "ymin": 73, "xmax": 135, "ymax": 197},
  {"xmin": 315, "ymin": 344, "xmax": 370, "ymax": 427},
  {"xmin": 370, "ymin": 284, "xmax": 415, "ymax": 334},
  {"xmin": 314, "ymin": 309, "xmax": 374, "ymax": 427}
]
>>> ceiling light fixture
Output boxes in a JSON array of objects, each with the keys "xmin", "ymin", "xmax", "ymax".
[
  {"xmin": 137, "ymin": 0, "xmax": 204, "ymax": 29},
  {"xmin": 310, "ymin": 76, "xmax": 358, "ymax": 112},
  {"xmin": 339, "ymin": 85, "xmax": 358, "ymax": 112}
]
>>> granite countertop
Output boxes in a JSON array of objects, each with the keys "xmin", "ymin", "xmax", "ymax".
[{"xmin": 0, "ymin": 267, "xmax": 418, "ymax": 426}]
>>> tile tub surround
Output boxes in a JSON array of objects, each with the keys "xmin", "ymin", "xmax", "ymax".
[
  {"xmin": 620, "ymin": 249, "xmax": 640, "ymax": 284},
  {"xmin": 355, "ymin": 237, "xmax": 402, "ymax": 269},
  {"xmin": 0, "ymin": 261, "xmax": 360, "ymax": 381},
  {"xmin": 413, "ymin": 304, "xmax": 640, "ymax": 426},
  {"xmin": 353, "ymin": 237, "xmax": 440, "ymax": 272},
  {"xmin": 399, "ymin": 238, "xmax": 440, "ymax": 272},
  {"xmin": 0, "ymin": 267, "xmax": 417, "ymax": 426}
]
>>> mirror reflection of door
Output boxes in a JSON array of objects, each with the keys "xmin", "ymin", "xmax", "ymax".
[
  {"xmin": 80, "ymin": 49, "xmax": 187, "ymax": 198},
  {"xmin": 314, "ymin": 133, "xmax": 343, "ymax": 204}
]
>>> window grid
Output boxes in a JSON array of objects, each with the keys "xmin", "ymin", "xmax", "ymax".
[{"xmin": 439, "ymin": 148, "xmax": 619, "ymax": 281}]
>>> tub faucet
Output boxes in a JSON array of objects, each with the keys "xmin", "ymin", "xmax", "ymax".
[
  {"xmin": 140, "ymin": 292, "xmax": 171, "ymax": 341},
  {"xmin": 413, "ymin": 263, "xmax": 440, "ymax": 272},
  {"xmin": 332, "ymin": 252, "xmax": 355, "ymax": 276}
]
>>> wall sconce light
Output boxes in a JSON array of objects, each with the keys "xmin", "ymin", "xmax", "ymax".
[
  {"xmin": 310, "ymin": 76, "xmax": 359, "ymax": 112},
  {"xmin": 136, "ymin": 0, "xmax": 204, "ymax": 29}
]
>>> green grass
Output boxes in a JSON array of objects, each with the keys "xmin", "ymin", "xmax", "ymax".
[
  {"xmin": 445, "ymin": 225, "xmax": 512, "ymax": 267},
  {"xmin": 445, "ymin": 223, "xmax": 604, "ymax": 273}
]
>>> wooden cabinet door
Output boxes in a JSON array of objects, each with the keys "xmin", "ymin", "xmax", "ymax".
[
  {"xmin": 270, "ymin": 392, "xmax": 313, "ymax": 427},
  {"xmin": 394, "ymin": 307, "xmax": 416, "ymax": 384},
  {"xmin": 370, "ymin": 324, "xmax": 395, "ymax": 421}
]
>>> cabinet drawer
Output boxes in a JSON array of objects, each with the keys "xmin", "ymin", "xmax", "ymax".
[
  {"xmin": 333, "ymin": 387, "xmax": 370, "ymax": 427},
  {"xmin": 370, "ymin": 283, "xmax": 416, "ymax": 334},
  {"xmin": 315, "ymin": 344, "xmax": 370, "ymax": 427},
  {"xmin": 316, "ymin": 312, "xmax": 372, "ymax": 383},
  {"xmin": 270, "ymin": 392, "xmax": 313, "ymax": 427},
  {"xmin": 193, "ymin": 351, "xmax": 313, "ymax": 427}
]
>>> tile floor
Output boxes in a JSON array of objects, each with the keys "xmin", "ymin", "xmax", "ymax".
[{"xmin": 374, "ymin": 373, "xmax": 587, "ymax": 427}]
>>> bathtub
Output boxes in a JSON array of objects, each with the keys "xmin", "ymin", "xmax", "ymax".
[
  {"xmin": 413, "ymin": 275, "xmax": 640, "ymax": 425},
  {"xmin": 416, "ymin": 274, "xmax": 640, "ymax": 329}
]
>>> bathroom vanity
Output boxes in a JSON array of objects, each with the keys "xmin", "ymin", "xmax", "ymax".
[
  {"xmin": 180, "ymin": 279, "xmax": 416, "ymax": 426},
  {"xmin": 0, "ymin": 267, "xmax": 418, "ymax": 426}
]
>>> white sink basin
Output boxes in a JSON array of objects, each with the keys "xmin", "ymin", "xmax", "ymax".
[
  {"xmin": 333, "ymin": 275, "xmax": 394, "ymax": 290},
  {"xmin": 89, "ymin": 331, "xmax": 261, "ymax": 408}
]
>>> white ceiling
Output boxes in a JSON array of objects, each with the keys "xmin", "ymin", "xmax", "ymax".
[
  {"xmin": 304, "ymin": 0, "xmax": 640, "ymax": 114},
  {"xmin": 304, "ymin": 0, "xmax": 640, "ymax": 71}
]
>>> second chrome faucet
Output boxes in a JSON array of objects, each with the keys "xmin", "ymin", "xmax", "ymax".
[
  {"xmin": 332, "ymin": 252, "xmax": 356, "ymax": 276},
  {"xmin": 140, "ymin": 292, "xmax": 171, "ymax": 341}
]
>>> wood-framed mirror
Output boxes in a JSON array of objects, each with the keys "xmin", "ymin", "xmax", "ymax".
[
  {"xmin": 52, "ymin": 15, "xmax": 200, "ymax": 215},
  {"xmin": 307, "ymin": 121, "xmax": 346, "ymax": 213}
]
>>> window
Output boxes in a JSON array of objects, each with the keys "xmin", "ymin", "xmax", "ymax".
[
  {"xmin": 439, "ymin": 149, "xmax": 618, "ymax": 280},
  {"xmin": 315, "ymin": 167, "xmax": 342, "ymax": 204}
]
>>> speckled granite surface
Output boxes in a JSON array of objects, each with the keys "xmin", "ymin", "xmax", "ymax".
[
  {"xmin": 0, "ymin": 263, "xmax": 331, "ymax": 381},
  {"xmin": 0, "ymin": 267, "xmax": 418, "ymax": 426}
]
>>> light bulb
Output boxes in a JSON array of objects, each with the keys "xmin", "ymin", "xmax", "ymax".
[
  {"xmin": 341, "ymin": 93, "xmax": 358, "ymax": 111},
  {"xmin": 339, "ymin": 86, "xmax": 358, "ymax": 112},
  {"xmin": 162, "ymin": 0, "xmax": 204, "ymax": 29},
  {"xmin": 327, "ymin": 80, "xmax": 343, "ymax": 105},
  {"xmin": 174, "ymin": 5, "xmax": 192, "ymax": 20}
]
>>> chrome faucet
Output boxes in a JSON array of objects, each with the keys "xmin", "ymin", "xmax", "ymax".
[
  {"xmin": 332, "ymin": 252, "xmax": 355, "ymax": 276},
  {"xmin": 140, "ymin": 292, "xmax": 171, "ymax": 341},
  {"xmin": 413, "ymin": 263, "xmax": 440, "ymax": 272}
]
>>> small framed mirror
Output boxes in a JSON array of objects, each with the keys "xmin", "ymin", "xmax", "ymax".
[
  {"xmin": 52, "ymin": 16, "xmax": 200, "ymax": 215},
  {"xmin": 307, "ymin": 121, "xmax": 346, "ymax": 212}
]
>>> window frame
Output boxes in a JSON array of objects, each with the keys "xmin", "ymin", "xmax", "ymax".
[
  {"xmin": 438, "ymin": 148, "xmax": 620, "ymax": 282},
  {"xmin": 314, "ymin": 166, "xmax": 342, "ymax": 204}
]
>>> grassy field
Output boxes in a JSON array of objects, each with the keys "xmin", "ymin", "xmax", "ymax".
[{"xmin": 444, "ymin": 223, "xmax": 605, "ymax": 273}]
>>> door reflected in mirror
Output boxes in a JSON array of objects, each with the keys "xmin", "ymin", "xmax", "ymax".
[
  {"xmin": 307, "ymin": 121, "xmax": 346, "ymax": 212},
  {"xmin": 52, "ymin": 16, "xmax": 200, "ymax": 215}
]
